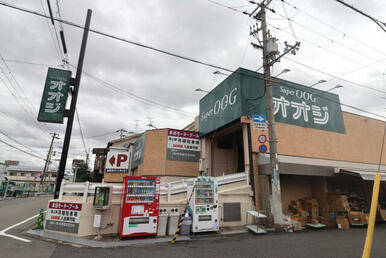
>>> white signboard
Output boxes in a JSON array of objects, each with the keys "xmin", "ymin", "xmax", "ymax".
[
  {"xmin": 45, "ymin": 201, "xmax": 82, "ymax": 234},
  {"xmin": 167, "ymin": 129, "xmax": 200, "ymax": 162},
  {"xmin": 105, "ymin": 148, "xmax": 130, "ymax": 173}
]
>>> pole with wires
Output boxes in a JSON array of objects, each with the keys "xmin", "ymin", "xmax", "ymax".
[
  {"xmin": 40, "ymin": 132, "xmax": 59, "ymax": 192},
  {"xmin": 54, "ymin": 9, "xmax": 92, "ymax": 199}
]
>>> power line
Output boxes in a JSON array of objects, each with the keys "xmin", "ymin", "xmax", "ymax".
[
  {"xmin": 0, "ymin": 1, "xmax": 385, "ymax": 121},
  {"xmin": 207, "ymin": 0, "xmax": 251, "ymax": 13},
  {"xmin": 76, "ymin": 66, "xmax": 197, "ymax": 116},
  {"xmin": 0, "ymin": 54, "xmax": 51, "ymax": 137},
  {"xmin": 280, "ymin": 0, "xmax": 386, "ymax": 57},
  {"xmin": 2, "ymin": 56, "xmax": 197, "ymax": 117},
  {"xmin": 267, "ymin": 23, "xmax": 386, "ymax": 92},
  {"xmin": 283, "ymin": 56, "xmax": 386, "ymax": 95},
  {"xmin": 269, "ymin": 10, "xmax": 386, "ymax": 76},
  {"xmin": 84, "ymin": 131, "xmax": 117, "ymax": 139},
  {"xmin": 0, "ymin": 138, "xmax": 46, "ymax": 160},
  {"xmin": 75, "ymin": 108, "xmax": 88, "ymax": 156},
  {"xmin": 334, "ymin": 0, "xmax": 386, "ymax": 33},
  {"xmin": 0, "ymin": 130, "xmax": 45, "ymax": 158},
  {"xmin": 39, "ymin": 0, "xmax": 62, "ymax": 64}
]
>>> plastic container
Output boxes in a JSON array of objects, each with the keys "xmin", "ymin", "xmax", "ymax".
[
  {"xmin": 167, "ymin": 208, "xmax": 180, "ymax": 236},
  {"xmin": 180, "ymin": 214, "xmax": 192, "ymax": 235},
  {"xmin": 157, "ymin": 209, "xmax": 168, "ymax": 236}
]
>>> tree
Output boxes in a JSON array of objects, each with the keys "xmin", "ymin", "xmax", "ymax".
[{"xmin": 75, "ymin": 163, "xmax": 92, "ymax": 182}]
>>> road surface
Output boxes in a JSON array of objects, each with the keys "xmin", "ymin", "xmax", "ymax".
[{"xmin": 1, "ymin": 196, "xmax": 386, "ymax": 257}]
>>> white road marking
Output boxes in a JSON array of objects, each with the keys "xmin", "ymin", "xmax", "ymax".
[{"xmin": 0, "ymin": 213, "xmax": 39, "ymax": 242}]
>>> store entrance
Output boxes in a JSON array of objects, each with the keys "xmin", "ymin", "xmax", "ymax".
[{"xmin": 211, "ymin": 125, "xmax": 244, "ymax": 177}]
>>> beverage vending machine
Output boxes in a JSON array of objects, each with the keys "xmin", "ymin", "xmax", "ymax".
[
  {"xmin": 187, "ymin": 176, "xmax": 219, "ymax": 232},
  {"xmin": 119, "ymin": 176, "xmax": 160, "ymax": 238}
]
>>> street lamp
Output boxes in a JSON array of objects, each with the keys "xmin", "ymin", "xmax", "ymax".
[
  {"xmin": 195, "ymin": 88, "xmax": 209, "ymax": 93},
  {"xmin": 273, "ymin": 68, "xmax": 290, "ymax": 77},
  {"xmin": 327, "ymin": 85, "xmax": 343, "ymax": 92},
  {"xmin": 309, "ymin": 79, "xmax": 327, "ymax": 88},
  {"xmin": 213, "ymin": 70, "xmax": 230, "ymax": 76}
]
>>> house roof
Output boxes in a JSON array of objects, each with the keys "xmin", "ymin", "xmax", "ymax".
[
  {"xmin": 107, "ymin": 133, "xmax": 143, "ymax": 148},
  {"xmin": 7, "ymin": 165, "xmax": 57, "ymax": 173}
]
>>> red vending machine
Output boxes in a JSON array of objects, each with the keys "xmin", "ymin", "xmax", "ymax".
[{"xmin": 119, "ymin": 176, "xmax": 160, "ymax": 238}]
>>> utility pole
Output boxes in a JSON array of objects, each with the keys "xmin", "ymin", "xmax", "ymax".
[
  {"xmin": 54, "ymin": 9, "xmax": 92, "ymax": 199},
  {"xmin": 134, "ymin": 120, "xmax": 140, "ymax": 133},
  {"xmin": 40, "ymin": 132, "xmax": 59, "ymax": 191},
  {"xmin": 260, "ymin": 0, "xmax": 284, "ymax": 226},
  {"xmin": 249, "ymin": 1, "xmax": 300, "ymax": 226}
]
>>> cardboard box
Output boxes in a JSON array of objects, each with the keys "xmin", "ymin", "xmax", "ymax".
[
  {"xmin": 327, "ymin": 193, "xmax": 348, "ymax": 212},
  {"xmin": 362, "ymin": 213, "xmax": 369, "ymax": 225},
  {"xmin": 340, "ymin": 195, "xmax": 350, "ymax": 212},
  {"xmin": 336, "ymin": 215, "xmax": 350, "ymax": 230},
  {"xmin": 348, "ymin": 211, "xmax": 363, "ymax": 225},
  {"xmin": 378, "ymin": 205, "xmax": 386, "ymax": 221}
]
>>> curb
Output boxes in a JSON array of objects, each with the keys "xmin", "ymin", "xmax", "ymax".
[
  {"xmin": 26, "ymin": 228, "xmax": 250, "ymax": 248},
  {"xmin": 26, "ymin": 229, "xmax": 192, "ymax": 248}
]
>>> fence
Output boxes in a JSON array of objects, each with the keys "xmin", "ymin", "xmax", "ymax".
[
  {"xmin": 0, "ymin": 181, "xmax": 54, "ymax": 198},
  {"xmin": 58, "ymin": 172, "xmax": 249, "ymax": 203}
]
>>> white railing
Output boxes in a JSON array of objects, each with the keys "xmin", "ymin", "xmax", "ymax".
[{"xmin": 59, "ymin": 172, "xmax": 249, "ymax": 203}]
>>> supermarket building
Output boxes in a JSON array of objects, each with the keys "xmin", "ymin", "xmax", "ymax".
[
  {"xmin": 52, "ymin": 67, "xmax": 386, "ymax": 237},
  {"xmin": 198, "ymin": 67, "xmax": 386, "ymax": 225}
]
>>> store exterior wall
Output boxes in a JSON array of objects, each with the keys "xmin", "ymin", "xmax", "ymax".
[
  {"xmin": 248, "ymin": 112, "xmax": 386, "ymax": 165},
  {"xmin": 105, "ymin": 129, "xmax": 200, "ymax": 183},
  {"xmin": 135, "ymin": 129, "xmax": 199, "ymax": 177}
]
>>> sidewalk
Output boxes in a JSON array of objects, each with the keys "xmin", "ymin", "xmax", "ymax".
[{"xmin": 26, "ymin": 226, "xmax": 249, "ymax": 248}]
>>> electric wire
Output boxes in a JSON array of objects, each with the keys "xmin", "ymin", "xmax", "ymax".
[
  {"xmin": 269, "ymin": 10, "xmax": 386, "ymax": 75},
  {"xmin": 0, "ymin": 1, "xmax": 385, "ymax": 121},
  {"xmin": 334, "ymin": 0, "xmax": 386, "ymax": 33},
  {"xmin": 283, "ymin": 56, "xmax": 386, "ymax": 95},
  {"xmin": 75, "ymin": 108, "xmax": 88, "ymax": 156},
  {"xmin": 0, "ymin": 55, "xmax": 51, "ymax": 137},
  {"xmin": 54, "ymin": 0, "xmax": 88, "ymax": 158},
  {"xmin": 0, "ymin": 130, "xmax": 45, "ymax": 158},
  {"xmin": 72, "ymin": 65, "xmax": 197, "ymax": 116},
  {"xmin": 280, "ymin": 0, "xmax": 386, "ymax": 57},
  {"xmin": 267, "ymin": 23, "xmax": 386, "ymax": 88},
  {"xmin": 39, "ymin": 0, "xmax": 62, "ymax": 64},
  {"xmin": 207, "ymin": 0, "xmax": 251, "ymax": 13},
  {"xmin": 207, "ymin": 0, "xmax": 386, "ymax": 95},
  {"xmin": 0, "ymin": 138, "xmax": 46, "ymax": 160}
]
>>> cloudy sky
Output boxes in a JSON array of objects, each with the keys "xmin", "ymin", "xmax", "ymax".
[{"xmin": 0, "ymin": 0, "xmax": 385, "ymax": 171}]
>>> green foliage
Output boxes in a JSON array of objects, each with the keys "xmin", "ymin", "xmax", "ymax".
[{"xmin": 75, "ymin": 163, "xmax": 92, "ymax": 182}]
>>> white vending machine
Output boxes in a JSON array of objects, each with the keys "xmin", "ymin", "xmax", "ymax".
[{"xmin": 187, "ymin": 176, "xmax": 219, "ymax": 233}]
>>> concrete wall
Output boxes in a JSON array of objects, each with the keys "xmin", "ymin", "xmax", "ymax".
[{"xmin": 45, "ymin": 179, "xmax": 254, "ymax": 237}]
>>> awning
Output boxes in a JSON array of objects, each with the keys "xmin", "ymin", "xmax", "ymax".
[
  {"xmin": 258, "ymin": 153, "xmax": 386, "ymax": 179},
  {"xmin": 336, "ymin": 169, "xmax": 386, "ymax": 181}
]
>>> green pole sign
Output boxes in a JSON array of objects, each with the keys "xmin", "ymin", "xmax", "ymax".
[{"xmin": 37, "ymin": 67, "xmax": 72, "ymax": 123}]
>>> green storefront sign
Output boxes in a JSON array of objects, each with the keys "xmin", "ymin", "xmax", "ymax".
[
  {"xmin": 131, "ymin": 134, "xmax": 146, "ymax": 169},
  {"xmin": 38, "ymin": 67, "xmax": 72, "ymax": 123},
  {"xmin": 199, "ymin": 68, "xmax": 345, "ymax": 136}
]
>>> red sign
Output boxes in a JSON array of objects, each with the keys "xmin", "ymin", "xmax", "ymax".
[
  {"xmin": 168, "ymin": 129, "xmax": 199, "ymax": 139},
  {"xmin": 258, "ymin": 134, "xmax": 267, "ymax": 143},
  {"xmin": 49, "ymin": 201, "xmax": 82, "ymax": 211}
]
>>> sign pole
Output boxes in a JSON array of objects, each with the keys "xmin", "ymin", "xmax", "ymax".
[{"xmin": 54, "ymin": 9, "xmax": 92, "ymax": 199}]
